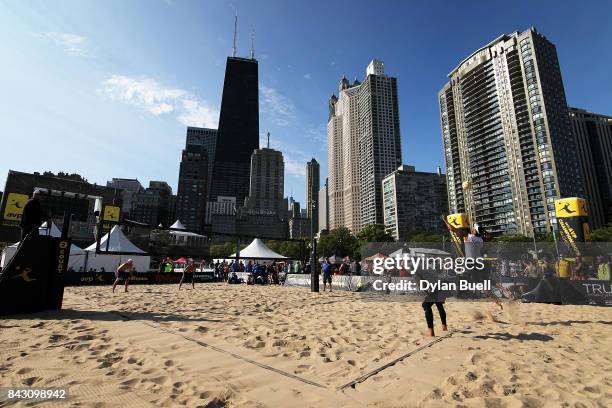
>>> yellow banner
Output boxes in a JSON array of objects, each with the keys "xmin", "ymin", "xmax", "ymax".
[
  {"xmin": 447, "ymin": 213, "xmax": 469, "ymax": 229},
  {"xmin": 554, "ymin": 197, "xmax": 588, "ymax": 218},
  {"xmin": 3, "ymin": 193, "xmax": 29, "ymax": 221},
  {"xmin": 103, "ymin": 206, "xmax": 120, "ymax": 222}
]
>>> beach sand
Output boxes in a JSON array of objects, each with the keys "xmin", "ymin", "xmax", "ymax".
[{"xmin": 1, "ymin": 283, "xmax": 610, "ymax": 407}]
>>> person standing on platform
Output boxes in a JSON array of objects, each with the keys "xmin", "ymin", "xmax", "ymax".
[{"xmin": 20, "ymin": 189, "xmax": 47, "ymax": 241}]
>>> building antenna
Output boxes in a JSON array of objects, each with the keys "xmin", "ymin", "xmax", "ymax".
[
  {"xmin": 267, "ymin": 131, "xmax": 270, "ymax": 148},
  {"xmin": 250, "ymin": 27, "xmax": 255, "ymax": 59},
  {"xmin": 231, "ymin": 7, "xmax": 238, "ymax": 57}
]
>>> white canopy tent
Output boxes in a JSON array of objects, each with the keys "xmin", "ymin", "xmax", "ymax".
[
  {"xmin": 169, "ymin": 220, "xmax": 187, "ymax": 230},
  {"xmin": 0, "ymin": 222, "xmax": 84, "ymax": 269},
  {"xmin": 70, "ymin": 226, "xmax": 150, "ymax": 272},
  {"xmin": 229, "ymin": 238, "xmax": 288, "ymax": 260}
]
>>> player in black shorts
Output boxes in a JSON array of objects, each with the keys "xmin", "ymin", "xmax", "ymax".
[
  {"xmin": 179, "ymin": 258, "xmax": 196, "ymax": 290},
  {"xmin": 112, "ymin": 259, "xmax": 134, "ymax": 293}
]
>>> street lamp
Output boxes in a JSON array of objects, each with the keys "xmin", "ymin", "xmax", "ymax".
[{"xmin": 310, "ymin": 200, "xmax": 319, "ymax": 292}]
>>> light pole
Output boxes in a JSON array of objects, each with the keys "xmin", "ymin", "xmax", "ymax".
[{"xmin": 310, "ymin": 200, "xmax": 319, "ymax": 292}]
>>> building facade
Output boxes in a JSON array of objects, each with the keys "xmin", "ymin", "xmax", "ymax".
[
  {"xmin": 306, "ymin": 158, "xmax": 320, "ymax": 231},
  {"xmin": 175, "ymin": 145, "xmax": 208, "ymax": 233},
  {"xmin": 131, "ymin": 181, "xmax": 174, "ymax": 227},
  {"xmin": 569, "ymin": 107, "xmax": 612, "ymax": 229},
  {"xmin": 106, "ymin": 178, "xmax": 144, "ymax": 218},
  {"xmin": 210, "ymin": 56, "xmax": 259, "ymax": 205},
  {"xmin": 327, "ymin": 60, "xmax": 402, "ymax": 234},
  {"xmin": 382, "ymin": 166, "xmax": 448, "ymax": 240},
  {"xmin": 439, "ymin": 28, "xmax": 583, "ymax": 236}
]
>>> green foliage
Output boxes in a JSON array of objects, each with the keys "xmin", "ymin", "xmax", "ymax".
[
  {"xmin": 209, "ymin": 242, "xmax": 246, "ymax": 258},
  {"xmin": 317, "ymin": 227, "xmax": 359, "ymax": 258},
  {"xmin": 265, "ymin": 240, "xmax": 303, "ymax": 259},
  {"xmin": 590, "ymin": 223, "xmax": 612, "ymax": 242},
  {"xmin": 357, "ymin": 224, "xmax": 394, "ymax": 243}
]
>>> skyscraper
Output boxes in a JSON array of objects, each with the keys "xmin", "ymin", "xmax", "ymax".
[
  {"xmin": 210, "ymin": 56, "xmax": 259, "ymax": 205},
  {"xmin": 186, "ymin": 127, "xmax": 217, "ymax": 197},
  {"xmin": 244, "ymin": 145, "xmax": 285, "ymax": 215},
  {"xmin": 306, "ymin": 158, "xmax": 320, "ymax": 230},
  {"xmin": 382, "ymin": 165, "xmax": 448, "ymax": 240},
  {"xmin": 569, "ymin": 107, "xmax": 612, "ymax": 229},
  {"xmin": 439, "ymin": 28, "xmax": 583, "ymax": 236},
  {"xmin": 176, "ymin": 145, "xmax": 208, "ymax": 233},
  {"xmin": 327, "ymin": 60, "xmax": 402, "ymax": 234}
]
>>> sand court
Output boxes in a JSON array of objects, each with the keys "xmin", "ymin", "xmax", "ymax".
[{"xmin": 1, "ymin": 284, "xmax": 611, "ymax": 407}]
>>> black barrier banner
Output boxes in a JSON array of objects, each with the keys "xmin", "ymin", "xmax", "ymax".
[
  {"xmin": 64, "ymin": 272, "xmax": 216, "ymax": 286},
  {"xmin": 571, "ymin": 280, "xmax": 612, "ymax": 305}
]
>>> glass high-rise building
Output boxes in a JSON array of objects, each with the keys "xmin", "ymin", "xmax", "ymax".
[
  {"xmin": 569, "ymin": 107, "xmax": 612, "ymax": 229},
  {"xmin": 439, "ymin": 28, "xmax": 583, "ymax": 236},
  {"xmin": 210, "ymin": 57, "xmax": 259, "ymax": 206}
]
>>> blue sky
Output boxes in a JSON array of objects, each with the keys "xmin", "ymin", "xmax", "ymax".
[{"xmin": 1, "ymin": 0, "xmax": 611, "ymax": 205}]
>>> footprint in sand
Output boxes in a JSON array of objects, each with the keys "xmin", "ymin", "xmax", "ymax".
[
  {"xmin": 16, "ymin": 367, "xmax": 33, "ymax": 374},
  {"xmin": 48, "ymin": 334, "xmax": 68, "ymax": 343}
]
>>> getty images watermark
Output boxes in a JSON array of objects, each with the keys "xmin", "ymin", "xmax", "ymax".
[{"xmin": 370, "ymin": 254, "xmax": 492, "ymax": 292}]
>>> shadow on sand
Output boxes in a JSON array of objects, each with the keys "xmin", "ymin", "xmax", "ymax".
[
  {"xmin": 4, "ymin": 308, "xmax": 228, "ymax": 323},
  {"xmin": 474, "ymin": 332, "xmax": 554, "ymax": 341}
]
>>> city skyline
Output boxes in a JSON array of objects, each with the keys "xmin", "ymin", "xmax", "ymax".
[{"xmin": 1, "ymin": 1, "xmax": 612, "ymax": 205}]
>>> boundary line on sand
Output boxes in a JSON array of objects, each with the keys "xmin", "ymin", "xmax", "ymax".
[
  {"xmin": 337, "ymin": 331, "xmax": 455, "ymax": 390},
  {"xmin": 110, "ymin": 310, "xmax": 328, "ymax": 389}
]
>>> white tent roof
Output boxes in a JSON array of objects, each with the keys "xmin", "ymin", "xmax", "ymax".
[
  {"xmin": 85, "ymin": 225, "xmax": 145, "ymax": 253},
  {"xmin": 170, "ymin": 220, "xmax": 186, "ymax": 230},
  {"xmin": 230, "ymin": 238, "xmax": 288, "ymax": 260},
  {"xmin": 8, "ymin": 221, "xmax": 83, "ymax": 254}
]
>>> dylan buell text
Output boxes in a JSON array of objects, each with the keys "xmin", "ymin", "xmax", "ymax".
[{"xmin": 372, "ymin": 279, "xmax": 492, "ymax": 292}]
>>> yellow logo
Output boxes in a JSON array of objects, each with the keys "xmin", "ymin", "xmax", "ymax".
[
  {"xmin": 11, "ymin": 266, "xmax": 36, "ymax": 282},
  {"xmin": 3, "ymin": 193, "xmax": 29, "ymax": 221},
  {"xmin": 103, "ymin": 206, "xmax": 120, "ymax": 222}
]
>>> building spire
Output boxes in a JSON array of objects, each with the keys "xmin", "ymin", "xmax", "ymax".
[
  {"xmin": 250, "ymin": 27, "xmax": 255, "ymax": 59},
  {"xmin": 267, "ymin": 131, "xmax": 270, "ymax": 148},
  {"xmin": 232, "ymin": 9, "xmax": 238, "ymax": 57}
]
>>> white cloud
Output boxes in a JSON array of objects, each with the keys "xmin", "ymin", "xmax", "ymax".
[
  {"xmin": 303, "ymin": 73, "xmax": 311, "ymax": 80},
  {"xmin": 285, "ymin": 156, "xmax": 307, "ymax": 178},
  {"xmin": 260, "ymin": 84, "xmax": 295, "ymax": 127},
  {"xmin": 100, "ymin": 75, "xmax": 218, "ymax": 128},
  {"xmin": 39, "ymin": 32, "xmax": 91, "ymax": 57}
]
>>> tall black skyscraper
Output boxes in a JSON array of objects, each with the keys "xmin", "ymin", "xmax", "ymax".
[{"xmin": 210, "ymin": 56, "xmax": 259, "ymax": 205}]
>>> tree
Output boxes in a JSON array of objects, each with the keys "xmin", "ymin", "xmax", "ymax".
[
  {"xmin": 317, "ymin": 227, "xmax": 358, "ymax": 258},
  {"xmin": 357, "ymin": 224, "xmax": 394, "ymax": 243},
  {"xmin": 590, "ymin": 223, "xmax": 612, "ymax": 242}
]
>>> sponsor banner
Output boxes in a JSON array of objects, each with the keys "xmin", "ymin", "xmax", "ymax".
[
  {"xmin": 64, "ymin": 271, "xmax": 215, "ymax": 286},
  {"xmin": 3, "ymin": 193, "xmax": 29, "ymax": 224},
  {"xmin": 570, "ymin": 280, "xmax": 612, "ymax": 305}
]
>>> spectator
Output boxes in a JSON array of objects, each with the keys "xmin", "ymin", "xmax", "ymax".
[
  {"xmin": 573, "ymin": 256, "xmax": 586, "ymax": 280},
  {"xmin": 556, "ymin": 255, "xmax": 571, "ymax": 279},
  {"xmin": 596, "ymin": 255, "xmax": 611, "ymax": 281}
]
